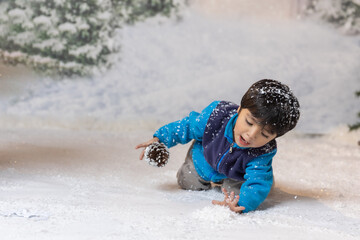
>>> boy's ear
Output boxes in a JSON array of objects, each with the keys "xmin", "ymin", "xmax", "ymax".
[{"xmin": 237, "ymin": 107, "xmax": 241, "ymax": 113}]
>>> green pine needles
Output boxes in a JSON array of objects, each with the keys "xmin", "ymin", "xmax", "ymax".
[
  {"xmin": 306, "ymin": 0, "xmax": 360, "ymax": 35},
  {"xmin": 0, "ymin": 0, "xmax": 179, "ymax": 77}
]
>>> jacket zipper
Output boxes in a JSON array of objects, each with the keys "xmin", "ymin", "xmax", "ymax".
[
  {"xmin": 216, "ymin": 142, "xmax": 234, "ymax": 171},
  {"xmin": 229, "ymin": 142, "xmax": 234, "ymax": 153}
]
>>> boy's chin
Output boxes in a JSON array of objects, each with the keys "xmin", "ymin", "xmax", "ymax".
[{"xmin": 235, "ymin": 141, "xmax": 251, "ymax": 148}]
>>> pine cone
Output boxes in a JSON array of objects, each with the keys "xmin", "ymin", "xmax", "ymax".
[{"xmin": 144, "ymin": 142, "xmax": 170, "ymax": 167}]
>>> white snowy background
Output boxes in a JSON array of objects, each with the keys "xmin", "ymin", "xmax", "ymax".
[{"xmin": 0, "ymin": 2, "xmax": 359, "ymax": 240}]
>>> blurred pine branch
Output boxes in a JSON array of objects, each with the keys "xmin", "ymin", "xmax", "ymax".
[
  {"xmin": 305, "ymin": 0, "xmax": 360, "ymax": 35},
  {"xmin": 349, "ymin": 90, "xmax": 360, "ymax": 132},
  {"xmin": 0, "ymin": 0, "xmax": 181, "ymax": 77}
]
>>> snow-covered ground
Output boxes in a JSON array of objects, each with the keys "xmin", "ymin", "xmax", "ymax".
[
  {"xmin": 0, "ymin": 6, "xmax": 359, "ymax": 240},
  {"xmin": 0, "ymin": 128, "xmax": 359, "ymax": 239}
]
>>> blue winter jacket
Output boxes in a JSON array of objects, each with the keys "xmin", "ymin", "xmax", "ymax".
[{"xmin": 154, "ymin": 101, "xmax": 277, "ymax": 212}]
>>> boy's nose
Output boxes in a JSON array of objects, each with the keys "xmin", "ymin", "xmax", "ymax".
[{"xmin": 247, "ymin": 126, "xmax": 260, "ymax": 140}]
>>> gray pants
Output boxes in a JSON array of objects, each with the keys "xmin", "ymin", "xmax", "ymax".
[{"xmin": 176, "ymin": 142, "xmax": 244, "ymax": 195}]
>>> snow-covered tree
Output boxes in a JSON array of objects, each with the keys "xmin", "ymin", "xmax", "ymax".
[
  {"xmin": 349, "ymin": 91, "xmax": 360, "ymax": 131},
  {"xmin": 112, "ymin": 0, "xmax": 179, "ymax": 25},
  {"xmin": 304, "ymin": 1, "xmax": 360, "ymax": 136},
  {"xmin": 0, "ymin": 0, "xmax": 179, "ymax": 76},
  {"xmin": 306, "ymin": 0, "xmax": 360, "ymax": 35}
]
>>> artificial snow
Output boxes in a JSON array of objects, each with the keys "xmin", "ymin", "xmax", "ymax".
[
  {"xmin": 0, "ymin": 6, "xmax": 359, "ymax": 240},
  {"xmin": 33, "ymin": 15, "xmax": 52, "ymax": 27},
  {"xmin": 58, "ymin": 22, "xmax": 77, "ymax": 34},
  {"xmin": 0, "ymin": 129, "xmax": 359, "ymax": 240}
]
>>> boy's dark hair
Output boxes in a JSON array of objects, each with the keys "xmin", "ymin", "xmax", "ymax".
[{"xmin": 240, "ymin": 79, "xmax": 300, "ymax": 137}]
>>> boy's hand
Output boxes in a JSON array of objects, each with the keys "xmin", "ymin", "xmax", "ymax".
[
  {"xmin": 135, "ymin": 137, "xmax": 159, "ymax": 160},
  {"xmin": 212, "ymin": 188, "xmax": 245, "ymax": 213}
]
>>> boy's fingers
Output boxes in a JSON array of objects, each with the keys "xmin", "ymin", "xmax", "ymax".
[
  {"xmin": 229, "ymin": 191, "xmax": 235, "ymax": 201},
  {"xmin": 212, "ymin": 200, "xmax": 225, "ymax": 206},
  {"xmin": 231, "ymin": 205, "xmax": 245, "ymax": 213},
  {"xmin": 139, "ymin": 150, "xmax": 145, "ymax": 160},
  {"xmin": 135, "ymin": 143, "xmax": 146, "ymax": 149},
  {"xmin": 135, "ymin": 138, "xmax": 159, "ymax": 150},
  {"xmin": 232, "ymin": 195, "xmax": 240, "ymax": 205},
  {"xmin": 229, "ymin": 196, "xmax": 244, "ymax": 213},
  {"xmin": 222, "ymin": 188, "xmax": 229, "ymax": 198},
  {"xmin": 236, "ymin": 206, "xmax": 245, "ymax": 211},
  {"xmin": 239, "ymin": 206, "xmax": 245, "ymax": 211}
]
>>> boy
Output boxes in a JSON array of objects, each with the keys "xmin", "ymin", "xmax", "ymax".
[{"xmin": 136, "ymin": 79, "xmax": 300, "ymax": 213}]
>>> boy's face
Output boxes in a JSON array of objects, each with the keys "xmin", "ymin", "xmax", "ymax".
[{"xmin": 233, "ymin": 108, "xmax": 277, "ymax": 148}]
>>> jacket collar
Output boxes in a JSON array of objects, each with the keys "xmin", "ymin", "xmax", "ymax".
[{"xmin": 224, "ymin": 113, "xmax": 248, "ymax": 149}]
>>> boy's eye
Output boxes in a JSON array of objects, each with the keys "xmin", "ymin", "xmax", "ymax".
[
  {"xmin": 261, "ymin": 132, "xmax": 269, "ymax": 138},
  {"xmin": 245, "ymin": 119, "xmax": 253, "ymax": 126}
]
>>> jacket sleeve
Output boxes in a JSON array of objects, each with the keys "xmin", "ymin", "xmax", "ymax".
[
  {"xmin": 237, "ymin": 149, "xmax": 277, "ymax": 213},
  {"xmin": 153, "ymin": 101, "xmax": 220, "ymax": 148}
]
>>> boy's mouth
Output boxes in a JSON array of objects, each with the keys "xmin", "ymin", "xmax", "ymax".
[{"xmin": 239, "ymin": 136, "xmax": 250, "ymax": 146}]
